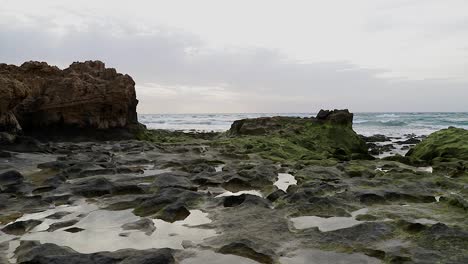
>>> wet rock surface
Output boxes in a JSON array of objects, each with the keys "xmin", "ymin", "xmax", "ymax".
[{"xmin": 0, "ymin": 116, "xmax": 467, "ymax": 263}]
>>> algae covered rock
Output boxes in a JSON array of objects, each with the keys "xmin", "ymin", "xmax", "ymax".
[
  {"xmin": 407, "ymin": 127, "xmax": 468, "ymax": 161},
  {"xmin": 223, "ymin": 109, "xmax": 368, "ymax": 161}
]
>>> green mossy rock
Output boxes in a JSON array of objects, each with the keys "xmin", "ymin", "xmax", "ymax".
[
  {"xmin": 407, "ymin": 127, "xmax": 468, "ymax": 161},
  {"xmin": 219, "ymin": 110, "xmax": 368, "ymax": 162}
]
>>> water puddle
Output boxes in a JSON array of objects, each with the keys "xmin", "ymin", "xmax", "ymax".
[
  {"xmin": 376, "ymin": 166, "xmax": 433, "ymax": 174},
  {"xmin": 375, "ymin": 167, "xmax": 389, "ymax": 173},
  {"xmin": 0, "ymin": 153, "xmax": 60, "ymax": 175},
  {"xmin": 180, "ymin": 250, "xmax": 259, "ymax": 264},
  {"xmin": 141, "ymin": 165, "xmax": 172, "ymax": 177},
  {"xmin": 417, "ymin": 166, "xmax": 433, "ymax": 173},
  {"xmin": 214, "ymin": 164, "xmax": 225, "ymax": 172},
  {"xmin": 274, "ymin": 173, "xmax": 297, "ymax": 192},
  {"xmin": 215, "ymin": 190, "xmax": 263, "ymax": 198},
  {"xmin": 290, "ymin": 208, "xmax": 369, "ymax": 231},
  {"xmin": 413, "ymin": 218, "xmax": 438, "ymax": 225},
  {"xmin": 279, "ymin": 249, "xmax": 381, "ymax": 264},
  {"xmin": 3, "ymin": 201, "xmax": 216, "ymax": 256}
]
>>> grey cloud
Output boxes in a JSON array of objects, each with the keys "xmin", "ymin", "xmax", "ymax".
[{"xmin": 1, "ymin": 20, "xmax": 467, "ymax": 113}]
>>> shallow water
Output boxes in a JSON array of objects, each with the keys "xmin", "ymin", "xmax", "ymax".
[
  {"xmin": 279, "ymin": 249, "xmax": 381, "ymax": 264},
  {"xmin": 290, "ymin": 208, "xmax": 369, "ymax": 231},
  {"xmin": 180, "ymin": 250, "xmax": 259, "ymax": 264},
  {"xmin": 417, "ymin": 166, "xmax": 433, "ymax": 173},
  {"xmin": 274, "ymin": 173, "xmax": 297, "ymax": 192},
  {"xmin": 4, "ymin": 201, "xmax": 216, "ymax": 256},
  {"xmin": 0, "ymin": 152, "xmax": 60, "ymax": 175},
  {"xmin": 214, "ymin": 164, "xmax": 225, "ymax": 172},
  {"xmin": 413, "ymin": 218, "xmax": 438, "ymax": 225},
  {"xmin": 215, "ymin": 190, "xmax": 263, "ymax": 198},
  {"xmin": 141, "ymin": 166, "xmax": 172, "ymax": 176}
]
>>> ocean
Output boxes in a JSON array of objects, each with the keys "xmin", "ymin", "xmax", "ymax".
[{"xmin": 139, "ymin": 112, "xmax": 468, "ymax": 138}]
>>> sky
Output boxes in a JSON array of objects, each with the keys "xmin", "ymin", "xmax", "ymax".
[{"xmin": 0, "ymin": 0, "xmax": 467, "ymax": 113}]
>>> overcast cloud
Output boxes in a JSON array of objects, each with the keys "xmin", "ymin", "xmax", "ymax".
[{"xmin": 0, "ymin": 0, "xmax": 467, "ymax": 113}]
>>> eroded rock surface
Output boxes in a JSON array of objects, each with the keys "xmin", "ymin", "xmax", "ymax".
[
  {"xmin": 0, "ymin": 61, "xmax": 140, "ymax": 139},
  {"xmin": 0, "ymin": 113, "xmax": 467, "ymax": 264}
]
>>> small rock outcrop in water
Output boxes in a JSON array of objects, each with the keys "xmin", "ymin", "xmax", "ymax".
[
  {"xmin": 0, "ymin": 61, "xmax": 140, "ymax": 137},
  {"xmin": 316, "ymin": 109, "xmax": 354, "ymax": 126},
  {"xmin": 229, "ymin": 109, "xmax": 354, "ymax": 136},
  {"xmin": 226, "ymin": 109, "xmax": 369, "ymax": 161}
]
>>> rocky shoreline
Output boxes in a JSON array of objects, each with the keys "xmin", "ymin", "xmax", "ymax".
[{"xmin": 1, "ymin": 62, "xmax": 467, "ymax": 264}]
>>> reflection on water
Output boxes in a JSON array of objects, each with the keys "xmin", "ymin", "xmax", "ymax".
[
  {"xmin": 214, "ymin": 164, "xmax": 225, "ymax": 172},
  {"xmin": 280, "ymin": 249, "xmax": 381, "ymax": 264},
  {"xmin": 141, "ymin": 166, "xmax": 172, "ymax": 177},
  {"xmin": 4, "ymin": 200, "xmax": 216, "ymax": 256},
  {"xmin": 290, "ymin": 208, "xmax": 369, "ymax": 231},
  {"xmin": 413, "ymin": 218, "xmax": 438, "ymax": 225},
  {"xmin": 274, "ymin": 173, "xmax": 297, "ymax": 192},
  {"xmin": 417, "ymin": 166, "xmax": 433, "ymax": 173},
  {"xmin": 181, "ymin": 250, "xmax": 260, "ymax": 264},
  {"xmin": 215, "ymin": 190, "xmax": 263, "ymax": 198}
]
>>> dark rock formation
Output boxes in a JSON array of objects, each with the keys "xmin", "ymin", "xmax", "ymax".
[
  {"xmin": 2, "ymin": 219, "xmax": 42, "ymax": 235},
  {"xmin": 360, "ymin": 134, "xmax": 391, "ymax": 143},
  {"xmin": 121, "ymin": 218, "xmax": 156, "ymax": 235},
  {"xmin": 316, "ymin": 109, "xmax": 353, "ymax": 126},
  {"xmin": 15, "ymin": 241, "xmax": 176, "ymax": 264},
  {"xmin": 0, "ymin": 60, "xmax": 141, "ymax": 139},
  {"xmin": 218, "ymin": 239, "xmax": 275, "ymax": 264},
  {"xmin": 0, "ymin": 170, "xmax": 24, "ymax": 186},
  {"xmin": 228, "ymin": 109, "xmax": 354, "ymax": 136},
  {"xmin": 47, "ymin": 219, "xmax": 80, "ymax": 232},
  {"xmin": 133, "ymin": 187, "xmax": 202, "ymax": 218}
]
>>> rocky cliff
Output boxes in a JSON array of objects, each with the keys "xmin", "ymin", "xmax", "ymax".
[{"xmin": 0, "ymin": 61, "xmax": 140, "ymax": 138}]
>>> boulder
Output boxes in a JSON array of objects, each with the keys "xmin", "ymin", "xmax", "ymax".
[
  {"xmin": 218, "ymin": 239, "xmax": 275, "ymax": 264},
  {"xmin": 121, "ymin": 218, "xmax": 156, "ymax": 235},
  {"xmin": 2, "ymin": 219, "xmax": 42, "ymax": 235},
  {"xmin": 133, "ymin": 187, "xmax": 202, "ymax": 217},
  {"xmin": 47, "ymin": 219, "xmax": 79, "ymax": 232},
  {"xmin": 157, "ymin": 203, "xmax": 191, "ymax": 222},
  {"xmin": 0, "ymin": 170, "xmax": 24, "ymax": 186}
]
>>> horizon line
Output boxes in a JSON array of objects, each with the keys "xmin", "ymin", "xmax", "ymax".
[{"xmin": 138, "ymin": 111, "xmax": 468, "ymax": 115}]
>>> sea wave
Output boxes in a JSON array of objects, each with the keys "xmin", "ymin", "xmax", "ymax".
[
  {"xmin": 139, "ymin": 112, "xmax": 468, "ymax": 137},
  {"xmin": 354, "ymin": 120, "xmax": 408, "ymax": 126},
  {"xmin": 375, "ymin": 114, "xmax": 400, "ymax": 118}
]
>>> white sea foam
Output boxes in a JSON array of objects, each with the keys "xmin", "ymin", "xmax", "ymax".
[{"xmin": 139, "ymin": 112, "xmax": 468, "ymax": 138}]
